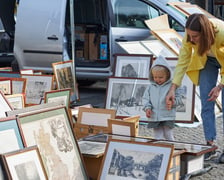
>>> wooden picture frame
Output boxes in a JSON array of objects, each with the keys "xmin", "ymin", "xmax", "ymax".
[
  {"xmin": 6, "ymin": 94, "xmax": 25, "ymax": 110},
  {"xmin": 1, "ymin": 146, "xmax": 48, "ymax": 180},
  {"xmin": 114, "ymin": 54, "xmax": 153, "ymax": 78},
  {"xmin": 0, "ymin": 91, "xmax": 13, "ymax": 118},
  {"xmin": 98, "ymin": 139, "xmax": 174, "ymax": 180},
  {"xmin": 21, "ymin": 74, "xmax": 53, "ymax": 105},
  {"xmin": 77, "ymin": 107, "xmax": 116, "ymax": 127},
  {"xmin": 52, "ymin": 60, "xmax": 79, "ymax": 101},
  {"xmin": 0, "ymin": 71, "xmax": 20, "ymax": 78},
  {"xmin": 105, "ymin": 77, "xmax": 150, "ymax": 121},
  {"xmin": 0, "ymin": 79, "xmax": 12, "ymax": 95},
  {"xmin": 11, "ymin": 78, "xmax": 27, "ymax": 94},
  {"xmin": 140, "ymin": 40, "xmax": 177, "ymax": 58},
  {"xmin": 17, "ymin": 106, "xmax": 88, "ymax": 179},
  {"xmin": 151, "ymin": 29, "xmax": 183, "ymax": 55},
  {"xmin": 20, "ymin": 69, "xmax": 34, "ymax": 75}
]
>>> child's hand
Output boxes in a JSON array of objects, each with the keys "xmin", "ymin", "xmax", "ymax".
[{"xmin": 146, "ymin": 109, "xmax": 152, "ymax": 118}]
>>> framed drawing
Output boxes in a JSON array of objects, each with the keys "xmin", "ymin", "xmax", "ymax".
[
  {"xmin": 140, "ymin": 40, "xmax": 177, "ymax": 58},
  {"xmin": 166, "ymin": 58, "xmax": 195, "ymax": 123},
  {"xmin": 105, "ymin": 77, "xmax": 150, "ymax": 121},
  {"xmin": 151, "ymin": 29, "xmax": 183, "ymax": 55},
  {"xmin": 0, "ymin": 116, "xmax": 26, "ymax": 180},
  {"xmin": 0, "ymin": 79, "xmax": 12, "ymax": 95},
  {"xmin": 0, "ymin": 91, "xmax": 13, "ymax": 118},
  {"xmin": 21, "ymin": 74, "xmax": 53, "ymax": 105},
  {"xmin": 116, "ymin": 41, "xmax": 152, "ymax": 55},
  {"xmin": 98, "ymin": 139, "xmax": 173, "ymax": 180},
  {"xmin": 52, "ymin": 60, "xmax": 79, "ymax": 101},
  {"xmin": 17, "ymin": 106, "xmax": 88, "ymax": 179},
  {"xmin": 114, "ymin": 54, "xmax": 153, "ymax": 78},
  {"xmin": 11, "ymin": 78, "xmax": 27, "ymax": 94},
  {"xmin": 77, "ymin": 107, "xmax": 116, "ymax": 127},
  {"xmin": 1, "ymin": 146, "xmax": 48, "ymax": 180},
  {"xmin": 6, "ymin": 94, "xmax": 25, "ymax": 110}
]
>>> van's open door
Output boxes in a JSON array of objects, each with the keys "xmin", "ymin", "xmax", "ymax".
[{"xmin": 14, "ymin": 0, "xmax": 67, "ymax": 72}]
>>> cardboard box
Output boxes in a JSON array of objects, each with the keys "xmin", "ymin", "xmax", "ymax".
[{"xmin": 88, "ymin": 33, "xmax": 99, "ymax": 60}]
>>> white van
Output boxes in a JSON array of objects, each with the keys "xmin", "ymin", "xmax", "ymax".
[{"xmin": 13, "ymin": 0, "xmax": 185, "ymax": 84}]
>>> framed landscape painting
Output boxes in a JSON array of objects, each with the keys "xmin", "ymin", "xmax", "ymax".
[
  {"xmin": 17, "ymin": 106, "xmax": 88, "ymax": 179},
  {"xmin": 98, "ymin": 139, "xmax": 173, "ymax": 180}
]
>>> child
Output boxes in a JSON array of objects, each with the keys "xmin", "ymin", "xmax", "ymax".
[{"xmin": 142, "ymin": 55, "xmax": 183, "ymax": 141}]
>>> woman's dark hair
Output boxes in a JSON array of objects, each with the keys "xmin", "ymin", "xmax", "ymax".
[{"xmin": 185, "ymin": 13, "xmax": 216, "ymax": 56}]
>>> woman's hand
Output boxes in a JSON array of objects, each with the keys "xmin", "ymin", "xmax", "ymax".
[
  {"xmin": 166, "ymin": 84, "xmax": 177, "ymax": 110},
  {"xmin": 207, "ymin": 85, "xmax": 222, "ymax": 101}
]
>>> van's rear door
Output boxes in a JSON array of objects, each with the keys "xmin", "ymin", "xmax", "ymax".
[{"xmin": 14, "ymin": 0, "xmax": 67, "ymax": 72}]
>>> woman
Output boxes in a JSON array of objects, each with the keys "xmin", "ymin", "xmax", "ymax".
[{"xmin": 166, "ymin": 13, "xmax": 224, "ymax": 162}]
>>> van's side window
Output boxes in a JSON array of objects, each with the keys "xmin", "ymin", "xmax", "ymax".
[{"xmin": 112, "ymin": 0, "xmax": 159, "ymax": 28}]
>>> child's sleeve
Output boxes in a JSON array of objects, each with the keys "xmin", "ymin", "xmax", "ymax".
[{"xmin": 142, "ymin": 86, "xmax": 152, "ymax": 111}]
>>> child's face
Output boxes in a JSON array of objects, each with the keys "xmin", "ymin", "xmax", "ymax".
[{"xmin": 152, "ymin": 70, "xmax": 168, "ymax": 85}]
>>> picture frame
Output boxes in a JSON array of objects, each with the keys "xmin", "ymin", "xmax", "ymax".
[
  {"xmin": 1, "ymin": 146, "xmax": 48, "ymax": 180},
  {"xmin": 114, "ymin": 54, "xmax": 153, "ymax": 78},
  {"xmin": 6, "ymin": 94, "xmax": 25, "ymax": 110},
  {"xmin": 77, "ymin": 107, "xmax": 116, "ymax": 127},
  {"xmin": 98, "ymin": 139, "xmax": 174, "ymax": 180},
  {"xmin": 0, "ymin": 79, "xmax": 12, "ymax": 95},
  {"xmin": 0, "ymin": 91, "xmax": 13, "ymax": 118},
  {"xmin": 11, "ymin": 77, "xmax": 27, "ymax": 94},
  {"xmin": 21, "ymin": 74, "xmax": 53, "ymax": 105},
  {"xmin": 52, "ymin": 60, "xmax": 79, "ymax": 101},
  {"xmin": 151, "ymin": 29, "xmax": 183, "ymax": 55},
  {"xmin": 0, "ymin": 71, "xmax": 20, "ymax": 78},
  {"xmin": 20, "ymin": 69, "xmax": 34, "ymax": 75},
  {"xmin": 105, "ymin": 77, "xmax": 150, "ymax": 121},
  {"xmin": 17, "ymin": 106, "xmax": 88, "ymax": 179}
]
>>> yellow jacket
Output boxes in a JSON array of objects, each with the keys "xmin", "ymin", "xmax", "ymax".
[{"xmin": 173, "ymin": 18, "xmax": 224, "ymax": 86}]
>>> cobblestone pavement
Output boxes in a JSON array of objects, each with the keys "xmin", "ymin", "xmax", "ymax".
[{"xmin": 139, "ymin": 115, "xmax": 224, "ymax": 180}]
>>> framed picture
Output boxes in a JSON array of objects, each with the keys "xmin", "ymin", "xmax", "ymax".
[
  {"xmin": 108, "ymin": 119, "xmax": 137, "ymax": 137},
  {"xmin": 0, "ymin": 91, "xmax": 13, "ymax": 118},
  {"xmin": 20, "ymin": 69, "xmax": 34, "ymax": 75},
  {"xmin": 0, "ymin": 67, "xmax": 12, "ymax": 72},
  {"xmin": 0, "ymin": 79, "xmax": 12, "ymax": 95},
  {"xmin": 11, "ymin": 78, "xmax": 27, "ymax": 94},
  {"xmin": 114, "ymin": 54, "xmax": 153, "ymax": 78},
  {"xmin": 98, "ymin": 139, "xmax": 174, "ymax": 180},
  {"xmin": 166, "ymin": 58, "xmax": 195, "ymax": 123},
  {"xmin": 1, "ymin": 146, "xmax": 48, "ymax": 180},
  {"xmin": 17, "ymin": 106, "xmax": 88, "ymax": 179},
  {"xmin": 151, "ymin": 29, "xmax": 183, "ymax": 55},
  {"xmin": 0, "ymin": 71, "xmax": 20, "ymax": 78},
  {"xmin": 105, "ymin": 77, "xmax": 150, "ymax": 121},
  {"xmin": 0, "ymin": 116, "xmax": 26, "ymax": 179},
  {"xmin": 77, "ymin": 107, "xmax": 116, "ymax": 127},
  {"xmin": 21, "ymin": 74, "xmax": 53, "ymax": 105},
  {"xmin": 140, "ymin": 40, "xmax": 177, "ymax": 58},
  {"xmin": 52, "ymin": 60, "xmax": 79, "ymax": 100},
  {"xmin": 116, "ymin": 41, "xmax": 152, "ymax": 55},
  {"xmin": 6, "ymin": 94, "xmax": 25, "ymax": 110}
]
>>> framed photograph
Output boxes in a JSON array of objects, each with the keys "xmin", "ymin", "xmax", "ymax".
[
  {"xmin": 105, "ymin": 77, "xmax": 150, "ymax": 121},
  {"xmin": 0, "ymin": 79, "xmax": 12, "ymax": 95},
  {"xmin": 140, "ymin": 40, "xmax": 177, "ymax": 58},
  {"xmin": 0, "ymin": 91, "xmax": 13, "ymax": 118},
  {"xmin": 151, "ymin": 29, "xmax": 183, "ymax": 55},
  {"xmin": 52, "ymin": 60, "xmax": 79, "ymax": 100},
  {"xmin": 166, "ymin": 58, "xmax": 195, "ymax": 123},
  {"xmin": 6, "ymin": 94, "xmax": 25, "ymax": 110},
  {"xmin": 116, "ymin": 41, "xmax": 152, "ymax": 55},
  {"xmin": 0, "ymin": 116, "xmax": 26, "ymax": 179},
  {"xmin": 108, "ymin": 119, "xmax": 137, "ymax": 137},
  {"xmin": 98, "ymin": 139, "xmax": 174, "ymax": 180},
  {"xmin": 1, "ymin": 146, "xmax": 48, "ymax": 180},
  {"xmin": 21, "ymin": 74, "xmax": 53, "ymax": 105},
  {"xmin": 114, "ymin": 54, "xmax": 153, "ymax": 78},
  {"xmin": 77, "ymin": 107, "xmax": 116, "ymax": 127},
  {"xmin": 20, "ymin": 69, "xmax": 34, "ymax": 75},
  {"xmin": 17, "ymin": 106, "xmax": 88, "ymax": 179}
]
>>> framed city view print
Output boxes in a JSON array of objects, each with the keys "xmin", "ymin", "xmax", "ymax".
[
  {"xmin": 0, "ymin": 79, "xmax": 12, "ymax": 95},
  {"xmin": 17, "ymin": 106, "xmax": 88, "ymax": 179},
  {"xmin": 52, "ymin": 60, "xmax": 79, "ymax": 101},
  {"xmin": 6, "ymin": 94, "xmax": 25, "ymax": 110},
  {"xmin": 105, "ymin": 77, "xmax": 150, "ymax": 121},
  {"xmin": 21, "ymin": 74, "xmax": 53, "ymax": 105},
  {"xmin": 0, "ymin": 91, "xmax": 13, "ymax": 118},
  {"xmin": 1, "ymin": 146, "xmax": 48, "ymax": 180},
  {"xmin": 114, "ymin": 54, "xmax": 153, "ymax": 78},
  {"xmin": 140, "ymin": 40, "xmax": 177, "ymax": 58},
  {"xmin": 98, "ymin": 139, "xmax": 173, "ymax": 180},
  {"xmin": 151, "ymin": 29, "xmax": 183, "ymax": 55}
]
